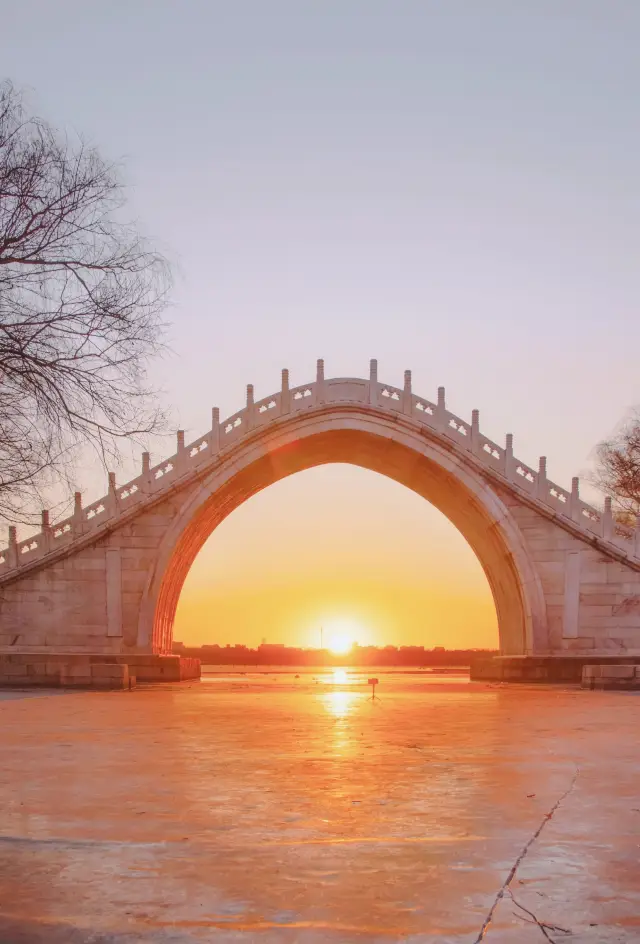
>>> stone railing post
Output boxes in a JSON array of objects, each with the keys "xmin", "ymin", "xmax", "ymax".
[
  {"xmin": 7, "ymin": 525, "xmax": 18, "ymax": 569},
  {"xmin": 41, "ymin": 509, "xmax": 51, "ymax": 553},
  {"xmin": 369, "ymin": 358, "xmax": 378, "ymax": 405},
  {"xmin": 108, "ymin": 472, "xmax": 118, "ymax": 515},
  {"xmin": 73, "ymin": 491, "xmax": 84, "ymax": 532},
  {"xmin": 316, "ymin": 358, "xmax": 325, "ymax": 404},
  {"xmin": 536, "ymin": 457, "xmax": 547, "ymax": 501},
  {"xmin": 436, "ymin": 386, "xmax": 446, "ymax": 431},
  {"xmin": 504, "ymin": 433, "xmax": 514, "ymax": 479},
  {"xmin": 140, "ymin": 452, "xmax": 151, "ymax": 493},
  {"xmin": 176, "ymin": 430, "xmax": 186, "ymax": 472},
  {"xmin": 211, "ymin": 408, "xmax": 220, "ymax": 453},
  {"xmin": 603, "ymin": 496, "xmax": 613, "ymax": 540},
  {"xmin": 471, "ymin": 409, "xmax": 480, "ymax": 454},
  {"xmin": 403, "ymin": 370, "xmax": 412, "ymax": 415},
  {"xmin": 246, "ymin": 384, "xmax": 254, "ymax": 429},
  {"xmin": 570, "ymin": 477, "xmax": 580, "ymax": 522},
  {"xmin": 281, "ymin": 369, "xmax": 290, "ymax": 414}
]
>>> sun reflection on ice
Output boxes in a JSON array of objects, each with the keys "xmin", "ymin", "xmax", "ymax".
[
  {"xmin": 332, "ymin": 669, "xmax": 349, "ymax": 684},
  {"xmin": 323, "ymin": 689, "xmax": 360, "ymax": 718}
]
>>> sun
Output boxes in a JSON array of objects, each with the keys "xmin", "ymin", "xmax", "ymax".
[
  {"xmin": 328, "ymin": 633, "xmax": 353, "ymax": 655},
  {"xmin": 321, "ymin": 617, "xmax": 366, "ymax": 654}
]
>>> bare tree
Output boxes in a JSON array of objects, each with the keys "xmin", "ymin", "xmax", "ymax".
[
  {"xmin": 591, "ymin": 410, "xmax": 640, "ymax": 526},
  {"xmin": 0, "ymin": 80, "xmax": 170, "ymax": 522}
]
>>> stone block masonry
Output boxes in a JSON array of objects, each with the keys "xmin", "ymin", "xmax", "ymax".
[
  {"xmin": 0, "ymin": 654, "xmax": 200, "ymax": 687},
  {"xmin": 471, "ymin": 654, "xmax": 640, "ymax": 684},
  {"xmin": 581, "ymin": 664, "xmax": 640, "ymax": 690},
  {"xmin": 0, "ymin": 657, "xmax": 130, "ymax": 689}
]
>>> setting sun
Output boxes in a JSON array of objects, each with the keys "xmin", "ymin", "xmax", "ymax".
[
  {"xmin": 328, "ymin": 634, "xmax": 353, "ymax": 654},
  {"xmin": 322, "ymin": 617, "xmax": 366, "ymax": 654}
]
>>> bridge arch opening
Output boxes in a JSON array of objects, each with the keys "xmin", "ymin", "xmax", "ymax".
[
  {"xmin": 174, "ymin": 463, "xmax": 499, "ymax": 652},
  {"xmin": 140, "ymin": 413, "xmax": 548, "ymax": 656}
]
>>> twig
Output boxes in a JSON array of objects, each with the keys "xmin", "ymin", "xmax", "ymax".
[{"xmin": 471, "ymin": 769, "xmax": 579, "ymax": 942}]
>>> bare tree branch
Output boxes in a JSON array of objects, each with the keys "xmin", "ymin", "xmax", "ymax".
[
  {"xmin": 0, "ymin": 80, "xmax": 171, "ymax": 524},
  {"xmin": 590, "ymin": 409, "xmax": 640, "ymax": 528}
]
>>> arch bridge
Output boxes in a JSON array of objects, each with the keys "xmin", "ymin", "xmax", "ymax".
[{"xmin": 1, "ymin": 359, "xmax": 640, "ymax": 680}]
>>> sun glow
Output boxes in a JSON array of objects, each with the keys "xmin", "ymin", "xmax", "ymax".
[
  {"xmin": 323, "ymin": 617, "xmax": 365, "ymax": 654},
  {"xmin": 327, "ymin": 633, "xmax": 353, "ymax": 654}
]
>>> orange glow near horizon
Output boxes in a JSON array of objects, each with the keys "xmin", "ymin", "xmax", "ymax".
[{"xmin": 173, "ymin": 464, "xmax": 499, "ymax": 651}]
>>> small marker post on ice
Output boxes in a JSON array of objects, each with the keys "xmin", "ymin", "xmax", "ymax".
[{"xmin": 368, "ymin": 677, "xmax": 379, "ymax": 700}]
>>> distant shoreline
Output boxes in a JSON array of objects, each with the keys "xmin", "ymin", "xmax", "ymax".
[{"xmin": 200, "ymin": 665, "xmax": 470, "ymax": 674}]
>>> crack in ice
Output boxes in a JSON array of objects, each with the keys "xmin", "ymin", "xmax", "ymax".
[{"xmin": 472, "ymin": 769, "xmax": 579, "ymax": 943}]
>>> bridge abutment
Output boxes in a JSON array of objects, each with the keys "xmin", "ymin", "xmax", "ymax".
[{"xmin": 470, "ymin": 654, "xmax": 640, "ymax": 684}]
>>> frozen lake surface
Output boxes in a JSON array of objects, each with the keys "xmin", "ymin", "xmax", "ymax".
[{"xmin": 0, "ymin": 671, "xmax": 638, "ymax": 942}]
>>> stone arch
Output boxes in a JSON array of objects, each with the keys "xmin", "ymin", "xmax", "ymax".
[{"xmin": 138, "ymin": 408, "xmax": 548, "ymax": 656}]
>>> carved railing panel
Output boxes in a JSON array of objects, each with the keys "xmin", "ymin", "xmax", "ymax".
[
  {"xmin": 443, "ymin": 410, "xmax": 471, "ymax": 445},
  {"xmin": 412, "ymin": 395, "xmax": 437, "ymax": 422},
  {"xmin": 118, "ymin": 473, "xmax": 145, "ymax": 506},
  {"xmin": 52, "ymin": 521, "xmax": 74, "ymax": 544},
  {"xmin": 290, "ymin": 383, "xmax": 316, "ymax": 410},
  {"xmin": 84, "ymin": 500, "xmax": 108, "ymax": 525},
  {"xmin": 253, "ymin": 392, "xmax": 282, "ymax": 426},
  {"xmin": 513, "ymin": 461, "xmax": 537, "ymax": 496},
  {"xmin": 578, "ymin": 501, "xmax": 601, "ymax": 535},
  {"xmin": 478, "ymin": 435, "xmax": 505, "ymax": 470},
  {"xmin": 18, "ymin": 537, "xmax": 43, "ymax": 562},
  {"xmin": 378, "ymin": 383, "xmax": 403, "ymax": 412},
  {"xmin": 325, "ymin": 378, "xmax": 368, "ymax": 403},
  {"xmin": 150, "ymin": 458, "xmax": 176, "ymax": 489},
  {"xmin": 221, "ymin": 408, "xmax": 246, "ymax": 446},
  {"xmin": 546, "ymin": 482, "xmax": 571, "ymax": 511}
]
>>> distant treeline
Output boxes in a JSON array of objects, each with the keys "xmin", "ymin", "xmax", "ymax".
[{"xmin": 173, "ymin": 643, "xmax": 497, "ymax": 667}]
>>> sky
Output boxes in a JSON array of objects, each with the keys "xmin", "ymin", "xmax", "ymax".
[{"xmin": 2, "ymin": 2, "xmax": 639, "ymax": 649}]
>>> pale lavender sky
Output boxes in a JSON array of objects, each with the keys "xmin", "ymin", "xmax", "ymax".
[
  {"xmin": 2, "ymin": 1, "xmax": 638, "ymax": 490},
  {"xmin": 2, "ymin": 2, "xmax": 639, "ymax": 643}
]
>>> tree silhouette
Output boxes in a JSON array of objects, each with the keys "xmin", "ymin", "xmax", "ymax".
[
  {"xmin": 592, "ymin": 411, "xmax": 640, "ymax": 526},
  {"xmin": 0, "ymin": 81, "xmax": 170, "ymax": 521}
]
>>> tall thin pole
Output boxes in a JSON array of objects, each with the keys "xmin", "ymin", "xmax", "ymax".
[{"xmin": 320, "ymin": 626, "xmax": 323, "ymax": 650}]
